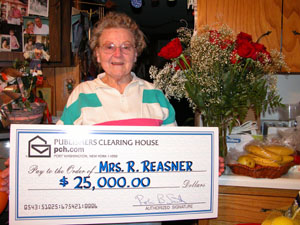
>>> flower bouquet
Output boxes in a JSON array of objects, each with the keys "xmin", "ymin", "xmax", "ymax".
[{"xmin": 150, "ymin": 25, "xmax": 288, "ymax": 157}]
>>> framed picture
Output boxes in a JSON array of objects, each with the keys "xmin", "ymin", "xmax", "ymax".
[
  {"xmin": 5, "ymin": 1, "xmax": 28, "ymax": 25},
  {"xmin": 0, "ymin": 23, "xmax": 23, "ymax": 52},
  {"xmin": 36, "ymin": 85, "xmax": 53, "ymax": 115},
  {"xmin": 23, "ymin": 15, "xmax": 49, "ymax": 35},
  {"xmin": 0, "ymin": 2, "xmax": 8, "ymax": 23},
  {"xmin": 28, "ymin": 0, "xmax": 49, "ymax": 17},
  {"xmin": 23, "ymin": 34, "xmax": 49, "ymax": 53},
  {"xmin": 0, "ymin": 34, "xmax": 11, "ymax": 51}
]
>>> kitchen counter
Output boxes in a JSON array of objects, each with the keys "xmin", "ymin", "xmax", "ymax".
[{"xmin": 219, "ymin": 165, "xmax": 300, "ymax": 190}]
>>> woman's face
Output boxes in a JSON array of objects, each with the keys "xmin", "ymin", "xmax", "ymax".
[
  {"xmin": 96, "ymin": 28, "xmax": 137, "ymax": 81},
  {"xmin": 28, "ymin": 23, "xmax": 34, "ymax": 31}
]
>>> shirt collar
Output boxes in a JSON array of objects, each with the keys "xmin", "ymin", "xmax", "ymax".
[{"xmin": 93, "ymin": 72, "xmax": 144, "ymax": 90}]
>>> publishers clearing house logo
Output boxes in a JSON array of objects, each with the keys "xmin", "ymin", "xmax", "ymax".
[{"xmin": 28, "ymin": 136, "xmax": 51, "ymax": 158}]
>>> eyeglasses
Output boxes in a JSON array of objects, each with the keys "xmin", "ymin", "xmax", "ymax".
[{"xmin": 100, "ymin": 43, "xmax": 135, "ymax": 55}]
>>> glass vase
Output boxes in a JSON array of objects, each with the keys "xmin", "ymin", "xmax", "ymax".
[{"xmin": 195, "ymin": 111, "xmax": 228, "ymax": 157}]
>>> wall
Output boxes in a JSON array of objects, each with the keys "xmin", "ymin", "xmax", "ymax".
[{"xmin": 261, "ymin": 74, "xmax": 300, "ymax": 120}]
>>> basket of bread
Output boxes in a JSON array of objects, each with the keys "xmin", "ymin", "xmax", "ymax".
[
  {"xmin": 228, "ymin": 143, "xmax": 296, "ymax": 178},
  {"xmin": 227, "ymin": 126, "xmax": 300, "ymax": 178}
]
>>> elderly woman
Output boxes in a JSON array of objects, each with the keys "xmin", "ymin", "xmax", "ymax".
[
  {"xmin": 56, "ymin": 12, "xmax": 176, "ymax": 127},
  {"xmin": 56, "ymin": 11, "xmax": 174, "ymax": 225}
]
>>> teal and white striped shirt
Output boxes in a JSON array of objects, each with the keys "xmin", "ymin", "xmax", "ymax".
[{"xmin": 57, "ymin": 72, "xmax": 176, "ymax": 127}]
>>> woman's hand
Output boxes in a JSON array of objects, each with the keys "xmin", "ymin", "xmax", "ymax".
[
  {"xmin": 0, "ymin": 158, "xmax": 9, "ymax": 194},
  {"xmin": 219, "ymin": 156, "xmax": 225, "ymax": 176}
]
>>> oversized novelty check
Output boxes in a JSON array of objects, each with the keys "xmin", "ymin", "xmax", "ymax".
[{"xmin": 9, "ymin": 124, "xmax": 219, "ymax": 225}]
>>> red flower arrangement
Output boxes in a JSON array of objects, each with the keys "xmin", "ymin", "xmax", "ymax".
[{"xmin": 150, "ymin": 25, "xmax": 288, "ymax": 157}]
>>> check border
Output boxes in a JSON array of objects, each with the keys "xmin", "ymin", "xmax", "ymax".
[{"xmin": 12, "ymin": 126, "xmax": 218, "ymax": 222}]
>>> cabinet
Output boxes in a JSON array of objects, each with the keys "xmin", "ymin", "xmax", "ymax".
[
  {"xmin": 197, "ymin": 0, "xmax": 300, "ymax": 73},
  {"xmin": 0, "ymin": 0, "xmax": 71, "ymax": 67},
  {"xmin": 198, "ymin": 186, "xmax": 298, "ymax": 225},
  {"xmin": 282, "ymin": 0, "xmax": 300, "ymax": 72},
  {"xmin": 197, "ymin": 0, "xmax": 282, "ymax": 54}
]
